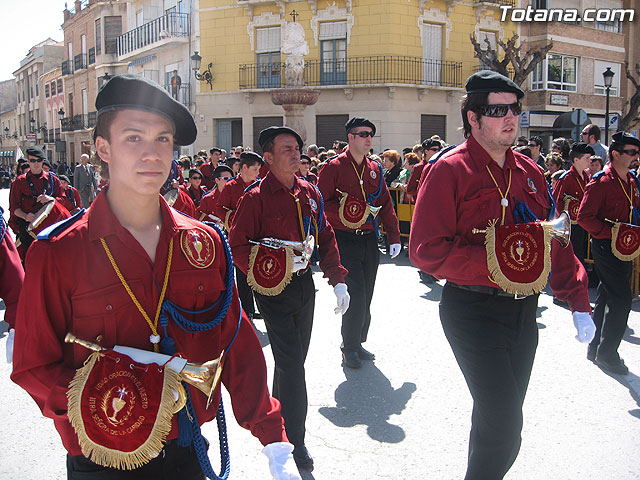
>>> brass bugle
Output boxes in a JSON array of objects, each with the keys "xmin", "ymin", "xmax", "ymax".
[
  {"xmin": 65, "ymin": 333, "xmax": 225, "ymax": 410},
  {"xmin": 250, "ymin": 235, "xmax": 315, "ymax": 263},
  {"xmin": 337, "ymin": 189, "xmax": 382, "ymax": 218},
  {"xmin": 472, "ymin": 211, "xmax": 572, "ymax": 248}
]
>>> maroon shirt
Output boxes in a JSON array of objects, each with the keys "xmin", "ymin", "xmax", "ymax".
[
  {"xmin": 577, "ymin": 164, "xmax": 640, "ymax": 239},
  {"xmin": 182, "ymin": 184, "xmax": 207, "ymax": 208},
  {"xmin": 200, "ymin": 162, "xmax": 217, "ymax": 190},
  {"xmin": 317, "ymin": 148, "xmax": 401, "ymax": 244},
  {"xmin": 56, "ymin": 185, "xmax": 82, "ymax": 214},
  {"xmin": 11, "ymin": 190, "xmax": 287, "ymax": 455},
  {"xmin": 552, "ymin": 165, "xmax": 588, "ymax": 219},
  {"xmin": 229, "ymin": 173, "xmax": 347, "ymax": 286},
  {"xmin": 214, "ymin": 176, "xmax": 253, "ymax": 226},
  {"xmin": 197, "ymin": 188, "xmax": 221, "ymax": 221},
  {"xmin": 10, "ymin": 170, "xmax": 62, "ymax": 216},
  {"xmin": 409, "ymin": 135, "xmax": 591, "ymax": 313},
  {"xmin": 405, "ymin": 160, "xmax": 427, "ymax": 202},
  {"xmin": 0, "ymin": 229, "xmax": 24, "ymax": 329}
]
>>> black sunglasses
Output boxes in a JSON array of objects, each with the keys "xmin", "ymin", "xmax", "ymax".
[
  {"xmin": 28, "ymin": 158, "xmax": 44, "ymax": 163},
  {"xmin": 191, "ymin": 176, "xmax": 202, "ymax": 180},
  {"xmin": 429, "ymin": 147, "xmax": 441, "ymax": 152},
  {"xmin": 351, "ymin": 131, "xmax": 374, "ymax": 138},
  {"xmin": 477, "ymin": 102, "xmax": 522, "ymax": 118},
  {"xmin": 619, "ymin": 148, "xmax": 640, "ymax": 156}
]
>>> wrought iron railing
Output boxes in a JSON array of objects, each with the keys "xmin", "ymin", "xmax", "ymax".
[
  {"xmin": 61, "ymin": 113, "xmax": 97, "ymax": 131},
  {"xmin": 239, "ymin": 56, "xmax": 463, "ymax": 89},
  {"xmin": 117, "ymin": 12, "xmax": 189, "ymax": 57},
  {"xmin": 478, "ymin": 0, "xmax": 515, "ymax": 6},
  {"xmin": 163, "ymin": 83, "xmax": 191, "ymax": 106},
  {"xmin": 74, "ymin": 53, "xmax": 87, "ymax": 71},
  {"xmin": 62, "ymin": 60, "xmax": 73, "ymax": 76}
]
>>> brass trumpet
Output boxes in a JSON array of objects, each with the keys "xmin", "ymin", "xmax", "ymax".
[
  {"xmin": 249, "ymin": 234, "xmax": 316, "ymax": 263},
  {"xmin": 472, "ymin": 211, "xmax": 572, "ymax": 248},
  {"xmin": 65, "ymin": 333, "xmax": 224, "ymax": 411}
]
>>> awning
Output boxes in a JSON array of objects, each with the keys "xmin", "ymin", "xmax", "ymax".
[{"xmin": 128, "ymin": 55, "xmax": 156, "ymax": 67}]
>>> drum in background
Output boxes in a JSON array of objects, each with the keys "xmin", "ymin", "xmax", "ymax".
[{"xmin": 27, "ymin": 201, "xmax": 71, "ymax": 238}]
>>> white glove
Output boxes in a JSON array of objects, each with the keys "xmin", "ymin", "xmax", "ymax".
[
  {"xmin": 292, "ymin": 255, "xmax": 309, "ymax": 273},
  {"xmin": 6, "ymin": 328, "xmax": 14, "ymax": 363},
  {"xmin": 262, "ymin": 442, "xmax": 301, "ymax": 480},
  {"xmin": 573, "ymin": 311, "xmax": 596, "ymax": 343},
  {"xmin": 334, "ymin": 283, "xmax": 350, "ymax": 315},
  {"xmin": 389, "ymin": 243, "xmax": 401, "ymax": 259}
]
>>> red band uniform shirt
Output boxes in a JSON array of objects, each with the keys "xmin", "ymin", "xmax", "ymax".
[
  {"xmin": 10, "ymin": 190, "xmax": 288, "ymax": 456},
  {"xmin": 552, "ymin": 164, "xmax": 590, "ymax": 262}
]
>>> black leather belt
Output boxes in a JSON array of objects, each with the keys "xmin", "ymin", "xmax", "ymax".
[
  {"xmin": 447, "ymin": 281, "xmax": 532, "ymax": 300},
  {"xmin": 337, "ymin": 228, "xmax": 374, "ymax": 236}
]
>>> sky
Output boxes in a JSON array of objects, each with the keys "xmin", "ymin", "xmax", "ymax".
[{"xmin": 0, "ymin": 1, "xmax": 67, "ymax": 81}]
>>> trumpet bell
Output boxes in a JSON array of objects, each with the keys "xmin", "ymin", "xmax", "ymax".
[
  {"xmin": 369, "ymin": 205, "xmax": 382, "ymax": 218},
  {"xmin": 180, "ymin": 351, "xmax": 225, "ymax": 409},
  {"xmin": 545, "ymin": 211, "xmax": 571, "ymax": 248}
]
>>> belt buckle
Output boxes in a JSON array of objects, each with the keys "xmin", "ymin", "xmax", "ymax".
[
  {"xmin": 354, "ymin": 229, "xmax": 365, "ymax": 235},
  {"xmin": 513, "ymin": 292, "xmax": 528, "ymax": 300}
]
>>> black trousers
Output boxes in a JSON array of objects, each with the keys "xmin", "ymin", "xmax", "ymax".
[
  {"xmin": 590, "ymin": 237, "xmax": 632, "ymax": 361},
  {"xmin": 254, "ymin": 269, "xmax": 315, "ymax": 449},
  {"xmin": 235, "ymin": 265, "xmax": 255, "ymax": 318},
  {"xmin": 570, "ymin": 223, "xmax": 587, "ymax": 266},
  {"xmin": 440, "ymin": 283, "xmax": 539, "ymax": 480},
  {"xmin": 66, "ymin": 441, "xmax": 204, "ymax": 480},
  {"xmin": 17, "ymin": 218, "xmax": 35, "ymax": 256},
  {"xmin": 334, "ymin": 230, "xmax": 380, "ymax": 352}
]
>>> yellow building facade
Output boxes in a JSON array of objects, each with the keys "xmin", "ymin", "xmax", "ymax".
[{"xmin": 193, "ymin": 0, "xmax": 517, "ymax": 152}]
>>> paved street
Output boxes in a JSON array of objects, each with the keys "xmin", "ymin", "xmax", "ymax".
[{"xmin": 0, "ymin": 188, "xmax": 639, "ymax": 479}]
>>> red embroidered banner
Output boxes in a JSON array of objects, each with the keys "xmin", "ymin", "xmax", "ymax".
[
  {"xmin": 611, "ymin": 222, "xmax": 640, "ymax": 261},
  {"xmin": 247, "ymin": 244, "xmax": 293, "ymax": 296}
]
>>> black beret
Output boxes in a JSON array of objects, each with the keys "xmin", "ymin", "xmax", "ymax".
[
  {"xmin": 611, "ymin": 131, "xmax": 640, "ymax": 149},
  {"xmin": 25, "ymin": 146, "xmax": 46, "ymax": 159},
  {"xmin": 213, "ymin": 165, "xmax": 233, "ymax": 178},
  {"xmin": 570, "ymin": 142, "xmax": 595, "ymax": 155},
  {"xmin": 258, "ymin": 126, "xmax": 303, "ymax": 151},
  {"xmin": 189, "ymin": 168, "xmax": 203, "ymax": 178},
  {"xmin": 59, "ymin": 174, "xmax": 70, "ymax": 183},
  {"xmin": 210, "ymin": 147, "xmax": 222, "ymax": 154},
  {"xmin": 300, "ymin": 154, "xmax": 311, "ymax": 161},
  {"xmin": 422, "ymin": 138, "xmax": 442, "ymax": 150},
  {"xmin": 465, "ymin": 70, "xmax": 524, "ymax": 99},
  {"xmin": 43, "ymin": 160, "xmax": 52, "ymax": 169},
  {"xmin": 95, "ymin": 74, "xmax": 196, "ymax": 146},
  {"xmin": 239, "ymin": 151, "xmax": 264, "ymax": 166},
  {"xmin": 345, "ymin": 117, "xmax": 376, "ymax": 136}
]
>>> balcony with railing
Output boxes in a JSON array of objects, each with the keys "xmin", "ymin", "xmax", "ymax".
[
  {"xmin": 477, "ymin": 0, "xmax": 516, "ymax": 6},
  {"xmin": 62, "ymin": 60, "xmax": 73, "ymax": 76},
  {"xmin": 239, "ymin": 56, "xmax": 463, "ymax": 90},
  {"xmin": 61, "ymin": 112, "xmax": 97, "ymax": 132},
  {"xmin": 74, "ymin": 53, "xmax": 87, "ymax": 71},
  {"xmin": 117, "ymin": 12, "xmax": 190, "ymax": 59},
  {"xmin": 163, "ymin": 83, "xmax": 191, "ymax": 107}
]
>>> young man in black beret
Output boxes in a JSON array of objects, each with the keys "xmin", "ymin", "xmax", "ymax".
[
  {"xmin": 11, "ymin": 74, "xmax": 299, "ymax": 480},
  {"xmin": 578, "ymin": 131, "xmax": 640, "ymax": 375}
]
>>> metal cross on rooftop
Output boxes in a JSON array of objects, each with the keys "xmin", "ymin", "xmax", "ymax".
[{"xmin": 289, "ymin": 10, "xmax": 298, "ymax": 22}]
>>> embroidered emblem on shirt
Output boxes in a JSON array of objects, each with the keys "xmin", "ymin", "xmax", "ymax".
[
  {"xmin": 309, "ymin": 198, "xmax": 318, "ymax": 212},
  {"xmin": 370, "ymin": 170, "xmax": 377, "ymax": 179},
  {"xmin": 180, "ymin": 227, "xmax": 216, "ymax": 269},
  {"xmin": 527, "ymin": 178, "xmax": 537, "ymax": 193}
]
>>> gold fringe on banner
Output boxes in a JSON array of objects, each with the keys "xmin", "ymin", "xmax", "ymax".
[
  {"xmin": 67, "ymin": 352, "xmax": 182, "ymax": 471},
  {"xmin": 611, "ymin": 222, "xmax": 640, "ymax": 261},
  {"xmin": 338, "ymin": 191, "xmax": 369, "ymax": 229},
  {"xmin": 563, "ymin": 195, "xmax": 579, "ymax": 225},
  {"xmin": 484, "ymin": 219, "xmax": 553, "ymax": 295},
  {"xmin": 247, "ymin": 244, "xmax": 295, "ymax": 296}
]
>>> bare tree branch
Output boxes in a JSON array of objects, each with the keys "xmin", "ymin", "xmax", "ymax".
[{"xmin": 620, "ymin": 64, "xmax": 640, "ymax": 131}]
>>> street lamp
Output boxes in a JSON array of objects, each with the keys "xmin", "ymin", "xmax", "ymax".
[
  {"xmin": 58, "ymin": 108, "xmax": 65, "ymax": 122},
  {"xmin": 191, "ymin": 51, "xmax": 213, "ymax": 90},
  {"xmin": 603, "ymin": 67, "xmax": 615, "ymax": 146}
]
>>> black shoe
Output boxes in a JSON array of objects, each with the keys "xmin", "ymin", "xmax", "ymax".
[
  {"xmin": 419, "ymin": 271, "xmax": 436, "ymax": 284},
  {"xmin": 587, "ymin": 347, "xmax": 597, "ymax": 362},
  {"xmin": 595, "ymin": 356, "xmax": 629, "ymax": 375},
  {"xmin": 342, "ymin": 350, "xmax": 362, "ymax": 369},
  {"xmin": 552, "ymin": 297, "xmax": 569, "ymax": 307},
  {"xmin": 357, "ymin": 345, "xmax": 375, "ymax": 361},
  {"xmin": 293, "ymin": 445, "xmax": 314, "ymax": 471}
]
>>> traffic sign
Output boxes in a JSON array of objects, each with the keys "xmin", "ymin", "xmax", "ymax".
[
  {"xmin": 25, "ymin": 134, "xmax": 36, "ymax": 139},
  {"xmin": 570, "ymin": 109, "xmax": 588, "ymax": 126}
]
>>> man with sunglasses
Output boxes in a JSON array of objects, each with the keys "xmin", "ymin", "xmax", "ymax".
[
  {"xmin": 9, "ymin": 146, "xmax": 63, "ymax": 255},
  {"xmin": 577, "ymin": 131, "xmax": 640, "ymax": 375},
  {"xmin": 318, "ymin": 117, "xmax": 401, "ymax": 369},
  {"xmin": 405, "ymin": 137, "xmax": 442, "ymax": 202},
  {"xmin": 197, "ymin": 164, "xmax": 233, "ymax": 223},
  {"xmin": 409, "ymin": 71, "xmax": 594, "ymax": 480},
  {"xmin": 528, "ymin": 136, "xmax": 546, "ymax": 171},
  {"xmin": 580, "ymin": 124, "xmax": 608, "ymax": 163}
]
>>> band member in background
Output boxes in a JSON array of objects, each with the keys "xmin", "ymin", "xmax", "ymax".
[
  {"xmin": 409, "ymin": 71, "xmax": 595, "ymax": 480},
  {"xmin": 182, "ymin": 168, "xmax": 207, "ymax": 208},
  {"xmin": 9, "ymin": 146, "xmax": 64, "ymax": 256},
  {"xmin": 297, "ymin": 154, "xmax": 317, "ymax": 184},
  {"xmin": 1, "ymin": 207, "xmax": 24, "ymax": 363},
  {"xmin": 230, "ymin": 126, "xmax": 349, "ymax": 471},
  {"xmin": 405, "ymin": 137, "xmax": 442, "ymax": 203},
  {"xmin": 11, "ymin": 74, "xmax": 299, "ymax": 480},
  {"xmin": 200, "ymin": 147, "xmax": 221, "ymax": 190},
  {"xmin": 577, "ymin": 131, "xmax": 640, "ymax": 375},
  {"xmin": 552, "ymin": 142, "xmax": 594, "ymax": 267},
  {"xmin": 56, "ymin": 175, "xmax": 83, "ymax": 214},
  {"xmin": 197, "ymin": 165, "xmax": 233, "ymax": 224},
  {"xmin": 318, "ymin": 117, "xmax": 401, "ymax": 369},
  {"xmin": 215, "ymin": 151, "xmax": 264, "ymax": 320}
]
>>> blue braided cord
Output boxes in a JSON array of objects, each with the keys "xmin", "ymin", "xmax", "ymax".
[
  {"xmin": 633, "ymin": 207, "xmax": 640, "ymax": 225},
  {"xmin": 365, "ymin": 161, "xmax": 384, "ymax": 237},
  {"xmin": 545, "ymin": 182, "xmax": 556, "ymax": 221},
  {"xmin": 0, "ymin": 206, "xmax": 6, "ymax": 244},
  {"xmin": 302, "ymin": 216, "xmax": 321, "ymax": 264},
  {"xmin": 512, "ymin": 198, "xmax": 539, "ymax": 224},
  {"xmin": 182, "ymin": 386, "xmax": 231, "ymax": 480},
  {"xmin": 313, "ymin": 185, "xmax": 326, "ymax": 233},
  {"xmin": 47, "ymin": 173, "xmax": 54, "ymax": 196}
]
